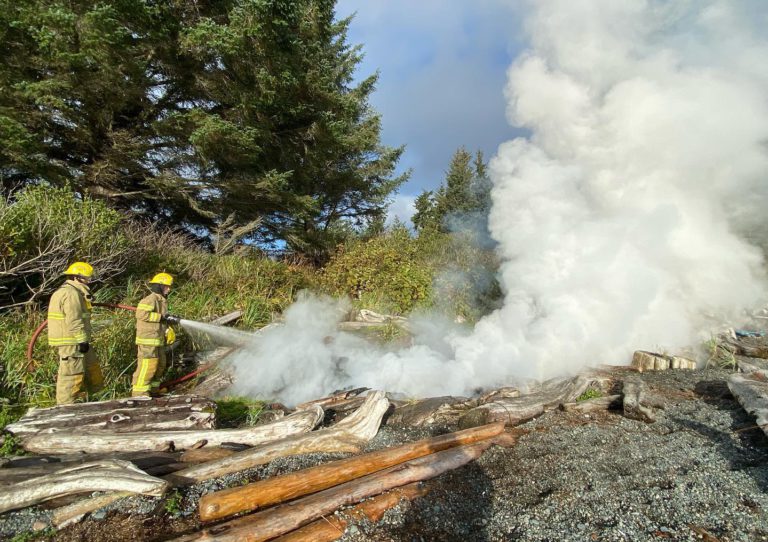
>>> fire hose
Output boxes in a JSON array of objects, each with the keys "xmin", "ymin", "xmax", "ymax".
[{"xmin": 26, "ymin": 303, "xmax": 210, "ymax": 390}]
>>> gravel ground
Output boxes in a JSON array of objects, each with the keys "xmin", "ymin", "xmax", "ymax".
[{"xmin": 1, "ymin": 368, "xmax": 766, "ymax": 542}]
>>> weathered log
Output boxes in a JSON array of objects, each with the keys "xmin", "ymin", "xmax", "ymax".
[
  {"xmin": 273, "ymin": 482, "xmax": 429, "ymax": 542},
  {"xmin": 199, "ymin": 422, "xmax": 505, "ymax": 522},
  {"xmin": 52, "ymin": 491, "xmax": 132, "ymax": 529},
  {"xmin": 209, "ymin": 310, "xmax": 244, "ymax": 326},
  {"xmin": 458, "ymin": 375, "xmax": 599, "ymax": 429},
  {"xmin": 180, "ymin": 447, "xmax": 239, "ymax": 464},
  {"xmin": 5, "ymin": 396, "xmax": 216, "ymax": 440},
  {"xmin": 728, "ymin": 373, "xmax": 768, "ymax": 438},
  {"xmin": 724, "ymin": 336, "xmax": 768, "ymax": 359},
  {"xmin": 171, "ymin": 441, "xmax": 491, "ymax": 542},
  {"xmin": 560, "ymin": 394, "xmax": 623, "ymax": 413},
  {"xmin": 736, "ymin": 356, "xmax": 768, "ymax": 375},
  {"xmin": 622, "ymin": 377, "xmax": 657, "ymax": 423},
  {"xmin": 295, "ymin": 387, "xmax": 369, "ymax": 411},
  {"xmin": 0, "ymin": 452, "xmax": 178, "ymax": 486},
  {"xmin": 631, "ymin": 351, "xmax": 696, "ymax": 372},
  {"xmin": 168, "ymin": 391, "xmax": 388, "ymax": 485},
  {"xmin": 22, "ymin": 405, "xmax": 323, "ymax": 454},
  {"xmin": 388, "ymin": 396, "xmax": 470, "ymax": 427},
  {"xmin": 0, "ymin": 460, "xmax": 169, "ymax": 514}
]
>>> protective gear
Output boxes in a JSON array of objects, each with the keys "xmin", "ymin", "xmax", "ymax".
[
  {"xmin": 54, "ymin": 343, "xmax": 104, "ymax": 404},
  {"xmin": 131, "ymin": 346, "xmax": 167, "ymax": 397},
  {"xmin": 162, "ymin": 314, "xmax": 181, "ymax": 325},
  {"xmin": 134, "ymin": 290, "xmax": 172, "ymax": 396},
  {"xmin": 48, "ymin": 280, "xmax": 93, "ymax": 347},
  {"xmin": 63, "ymin": 262, "xmax": 94, "ymax": 278},
  {"xmin": 165, "ymin": 327, "xmax": 176, "ymax": 345},
  {"xmin": 48, "ymin": 279, "xmax": 104, "ymax": 404},
  {"xmin": 149, "ymin": 273, "xmax": 173, "ymax": 286}
]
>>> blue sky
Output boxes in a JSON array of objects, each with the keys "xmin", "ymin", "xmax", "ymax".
[{"xmin": 334, "ymin": 1, "xmax": 528, "ymax": 223}]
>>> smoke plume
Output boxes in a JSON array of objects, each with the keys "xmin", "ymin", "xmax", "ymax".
[{"xmin": 227, "ymin": 0, "xmax": 768, "ymax": 405}]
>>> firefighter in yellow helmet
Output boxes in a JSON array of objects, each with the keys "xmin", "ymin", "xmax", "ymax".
[
  {"xmin": 47, "ymin": 262, "xmax": 105, "ymax": 405},
  {"xmin": 132, "ymin": 273, "xmax": 180, "ymax": 397}
]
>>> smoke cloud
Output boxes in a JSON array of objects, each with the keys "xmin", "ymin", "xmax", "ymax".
[{"xmin": 227, "ymin": 0, "xmax": 768, "ymax": 405}]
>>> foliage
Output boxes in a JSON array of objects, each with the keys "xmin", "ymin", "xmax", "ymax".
[
  {"xmin": 577, "ymin": 389, "xmax": 603, "ymax": 402},
  {"xmin": 320, "ymin": 225, "xmax": 432, "ymax": 314},
  {"xmin": 216, "ymin": 397, "xmax": 265, "ymax": 429},
  {"xmin": 0, "ymin": 0, "xmax": 406, "ymax": 258},
  {"xmin": 704, "ymin": 336, "xmax": 737, "ymax": 370},
  {"xmin": 0, "ymin": 185, "xmax": 135, "ymax": 308},
  {"xmin": 164, "ymin": 489, "xmax": 183, "ymax": 516}
]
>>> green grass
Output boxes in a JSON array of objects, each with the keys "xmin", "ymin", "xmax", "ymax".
[
  {"xmin": 215, "ymin": 397, "xmax": 265, "ymax": 428},
  {"xmin": 576, "ymin": 388, "xmax": 603, "ymax": 402},
  {"xmin": 163, "ymin": 489, "xmax": 183, "ymax": 515}
]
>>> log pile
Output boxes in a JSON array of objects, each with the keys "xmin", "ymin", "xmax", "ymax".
[{"xmin": 7, "ymin": 358, "xmax": 766, "ymax": 541}]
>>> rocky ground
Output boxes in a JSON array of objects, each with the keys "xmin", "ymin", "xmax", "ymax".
[{"xmin": 1, "ymin": 367, "xmax": 766, "ymax": 542}]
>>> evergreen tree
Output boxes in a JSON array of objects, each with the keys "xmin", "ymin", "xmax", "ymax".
[{"xmin": 0, "ymin": 0, "xmax": 406, "ymax": 258}]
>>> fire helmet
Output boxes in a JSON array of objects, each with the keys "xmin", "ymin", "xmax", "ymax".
[
  {"xmin": 149, "ymin": 273, "xmax": 174, "ymax": 286},
  {"xmin": 63, "ymin": 262, "xmax": 94, "ymax": 278}
]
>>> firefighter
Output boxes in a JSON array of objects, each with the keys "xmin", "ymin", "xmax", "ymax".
[
  {"xmin": 132, "ymin": 273, "xmax": 180, "ymax": 397},
  {"xmin": 47, "ymin": 262, "xmax": 105, "ymax": 405}
]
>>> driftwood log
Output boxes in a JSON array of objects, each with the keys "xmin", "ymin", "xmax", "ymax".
[
  {"xmin": 51, "ymin": 394, "xmax": 382, "ymax": 527},
  {"xmin": 168, "ymin": 391, "xmax": 389, "ymax": 485},
  {"xmin": 180, "ymin": 447, "xmax": 239, "ymax": 464},
  {"xmin": 560, "ymin": 394, "xmax": 623, "ymax": 413},
  {"xmin": 5, "ymin": 396, "xmax": 216, "ymax": 441},
  {"xmin": 0, "ymin": 460, "xmax": 169, "ymax": 514},
  {"xmin": 273, "ymin": 482, "xmax": 430, "ymax": 542},
  {"xmin": 728, "ymin": 373, "xmax": 768, "ymax": 438},
  {"xmin": 722, "ymin": 336, "xmax": 768, "ymax": 359},
  {"xmin": 199, "ymin": 422, "xmax": 505, "ymax": 522},
  {"xmin": 622, "ymin": 377, "xmax": 657, "ymax": 423},
  {"xmin": 170, "ymin": 441, "xmax": 491, "ymax": 542},
  {"xmin": 388, "ymin": 396, "xmax": 470, "ymax": 427},
  {"xmin": 22, "ymin": 405, "xmax": 323, "ymax": 454},
  {"xmin": 458, "ymin": 375, "xmax": 600, "ymax": 429}
]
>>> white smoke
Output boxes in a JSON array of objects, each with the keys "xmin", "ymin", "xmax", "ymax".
[{"xmin": 228, "ymin": 0, "xmax": 768, "ymax": 405}]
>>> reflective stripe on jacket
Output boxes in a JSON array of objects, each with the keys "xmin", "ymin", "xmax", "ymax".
[
  {"xmin": 47, "ymin": 281, "xmax": 92, "ymax": 346},
  {"xmin": 135, "ymin": 292, "xmax": 168, "ymax": 346}
]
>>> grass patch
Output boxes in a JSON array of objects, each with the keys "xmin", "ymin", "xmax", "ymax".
[
  {"xmin": 216, "ymin": 397, "xmax": 265, "ymax": 428},
  {"xmin": 576, "ymin": 389, "xmax": 603, "ymax": 402},
  {"xmin": 164, "ymin": 489, "xmax": 183, "ymax": 515}
]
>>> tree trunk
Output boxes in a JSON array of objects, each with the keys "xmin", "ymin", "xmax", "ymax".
[
  {"xmin": 0, "ymin": 460, "xmax": 169, "ymax": 514},
  {"xmin": 199, "ymin": 422, "xmax": 505, "ymax": 522},
  {"xmin": 272, "ymin": 482, "xmax": 429, "ymax": 542},
  {"xmin": 168, "ymin": 391, "xmax": 389, "ymax": 485},
  {"xmin": 169, "ymin": 442, "xmax": 491, "ymax": 542},
  {"xmin": 22, "ymin": 405, "xmax": 323, "ymax": 454},
  {"xmin": 6, "ymin": 396, "xmax": 216, "ymax": 441}
]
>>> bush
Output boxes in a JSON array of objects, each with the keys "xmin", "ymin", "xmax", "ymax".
[
  {"xmin": 320, "ymin": 226, "xmax": 432, "ymax": 314},
  {"xmin": 0, "ymin": 185, "xmax": 136, "ymax": 308}
]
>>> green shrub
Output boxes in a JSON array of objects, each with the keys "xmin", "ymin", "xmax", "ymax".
[
  {"xmin": 0, "ymin": 185, "xmax": 136, "ymax": 308},
  {"xmin": 320, "ymin": 226, "xmax": 432, "ymax": 314}
]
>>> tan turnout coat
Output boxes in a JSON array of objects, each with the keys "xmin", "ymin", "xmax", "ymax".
[
  {"xmin": 47, "ymin": 280, "xmax": 92, "ymax": 346},
  {"xmin": 135, "ymin": 292, "xmax": 168, "ymax": 346}
]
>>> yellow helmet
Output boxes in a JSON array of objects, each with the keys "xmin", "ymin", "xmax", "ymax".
[
  {"xmin": 149, "ymin": 272, "xmax": 173, "ymax": 286},
  {"xmin": 63, "ymin": 262, "xmax": 94, "ymax": 278}
]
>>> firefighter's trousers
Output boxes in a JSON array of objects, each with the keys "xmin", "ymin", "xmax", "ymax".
[
  {"xmin": 132, "ymin": 345, "xmax": 167, "ymax": 396},
  {"xmin": 56, "ymin": 345, "xmax": 104, "ymax": 405}
]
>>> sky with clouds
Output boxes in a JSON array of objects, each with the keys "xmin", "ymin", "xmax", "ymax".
[{"xmin": 334, "ymin": 0, "xmax": 528, "ymax": 224}]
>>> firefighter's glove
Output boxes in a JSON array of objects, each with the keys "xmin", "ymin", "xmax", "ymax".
[
  {"xmin": 78, "ymin": 342, "xmax": 90, "ymax": 353},
  {"xmin": 163, "ymin": 314, "xmax": 181, "ymax": 325}
]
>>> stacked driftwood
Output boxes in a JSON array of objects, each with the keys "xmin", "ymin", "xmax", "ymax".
[{"xmin": 3, "ymin": 336, "xmax": 768, "ymax": 540}]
